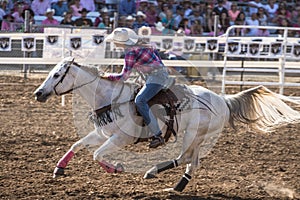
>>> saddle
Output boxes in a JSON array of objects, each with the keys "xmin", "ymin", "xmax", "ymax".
[
  {"xmin": 91, "ymin": 81, "xmax": 190, "ymax": 144},
  {"xmin": 134, "ymin": 82, "xmax": 189, "ymax": 144}
]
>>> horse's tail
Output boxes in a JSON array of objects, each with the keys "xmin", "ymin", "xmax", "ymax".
[{"xmin": 224, "ymin": 85, "xmax": 300, "ymax": 132}]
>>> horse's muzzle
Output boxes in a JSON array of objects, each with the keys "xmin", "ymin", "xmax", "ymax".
[{"xmin": 34, "ymin": 89, "xmax": 50, "ymax": 102}]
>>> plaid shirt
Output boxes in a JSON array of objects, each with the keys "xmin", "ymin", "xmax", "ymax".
[{"xmin": 108, "ymin": 46, "xmax": 164, "ymax": 81}]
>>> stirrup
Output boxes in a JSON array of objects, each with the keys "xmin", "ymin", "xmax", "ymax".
[{"xmin": 149, "ymin": 136, "xmax": 165, "ymax": 148}]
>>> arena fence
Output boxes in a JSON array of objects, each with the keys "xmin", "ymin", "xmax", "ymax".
[
  {"xmin": 222, "ymin": 25, "xmax": 300, "ymax": 98},
  {"xmin": 0, "ymin": 26, "xmax": 299, "ymax": 99}
]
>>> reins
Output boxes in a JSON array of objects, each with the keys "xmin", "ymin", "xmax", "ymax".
[{"xmin": 54, "ymin": 60, "xmax": 98, "ymax": 96}]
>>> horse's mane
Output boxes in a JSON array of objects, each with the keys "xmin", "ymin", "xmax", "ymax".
[
  {"xmin": 74, "ymin": 62, "xmax": 101, "ymax": 77},
  {"xmin": 74, "ymin": 61, "xmax": 141, "ymax": 88}
]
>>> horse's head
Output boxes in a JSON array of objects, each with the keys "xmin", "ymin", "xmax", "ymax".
[{"xmin": 34, "ymin": 57, "xmax": 77, "ymax": 102}]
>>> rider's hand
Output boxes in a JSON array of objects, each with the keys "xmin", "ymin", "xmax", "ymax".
[{"xmin": 100, "ymin": 73, "xmax": 109, "ymax": 79}]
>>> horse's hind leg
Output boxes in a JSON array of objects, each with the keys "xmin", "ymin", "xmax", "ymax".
[
  {"xmin": 143, "ymin": 158, "xmax": 181, "ymax": 179},
  {"xmin": 53, "ymin": 129, "xmax": 107, "ymax": 178}
]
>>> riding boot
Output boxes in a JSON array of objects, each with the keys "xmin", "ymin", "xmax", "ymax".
[{"xmin": 149, "ymin": 133, "xmax": 165, "ymax": 148}]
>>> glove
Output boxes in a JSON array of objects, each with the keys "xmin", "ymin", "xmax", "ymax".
[{"xmin": 100, "ymin": 72, "xmax": 109, "ymax": 79}]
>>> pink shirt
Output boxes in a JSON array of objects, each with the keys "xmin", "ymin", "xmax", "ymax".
[
  {"xmin": 42, "ymin": 18, "xmax": 59, "ymax": 25},
  {"xmin": 228, "ymin": 10, "xmax": 240, "ymax": 22},
  {"xmin": 70, "ymin": 4, "xmax": 83, "ymax": 17}
]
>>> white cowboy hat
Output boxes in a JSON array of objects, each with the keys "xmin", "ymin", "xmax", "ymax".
[
  {"xmin": 105, "ymin": 28, "xmax": 139, "ymax": 46},
  {"xmin": 155, "ymin": 22, "xmax": 164, "ymax": 32},
  {"xmin": 138, "ymin": 26, "xmax": 151, "ymax": 36},
  {"xmin": 136, "ymin": 11, "xmax": 146, "ymax": 19},
  {"xmin": 45, "ymin": 8, "xmax": 55, "ymax": 15},
  {"xmin": 126, "ymin": 15, "xmax": 135, "ymax": 21}
]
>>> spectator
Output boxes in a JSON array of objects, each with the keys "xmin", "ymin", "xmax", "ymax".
[
  {"xmin": 1, "ymin": 0, "xmax": 13, "ymax": 15},
  {"xmin": 42, "ymin": 8, "xmax": 59, "ymax": 25},
  {"xmin": 228, "ymin": 2, "xmax": 240, "ymax": 25},
  {"xmin": 31, "ymin": 0, "xmax": 51, "ymax": 16},
  {"xmin": 52, "ymin": 0, "xmax": 68, "ymax": 16},
  {"xmin": 98, "ymin": 15, "xmax": 110, "ymax": 28},
  {"xmin": 182, "ymin": 0, "xmax": 192, "ymax": 18},
  {"xmin": 272, "ymin": 4, "xmax": 291, "ymax": 26},
  {"xmin": 213, "ymin": 0, "xmax": 228, "ymax": 20},
  {"xmin": 257, "ymin": 7, "xmax": 267, "ymax": 26},
  {"xmin": 132, "ymin": 11, "xmax": 148, "ymax": 31},
  {"xmin": 161, "ymin": 9, "xmax": 176, "ymax": 35},
  {"xmin": 13, "ymin": 0, "xmax": 30, "ymax": 13},
  {"xmin": 168, "ymin": 0, "xmax": 178, "ymax": 15},
  {"xmin": 203, "ymin": 5, "xmax": 214, "ymax": 34},
  {"xmin": 70, "ymin": 0, "xmax": 83, "ymax": 17},
  {"xmin": 145, "ymin": 1, "xmax": 158, "ymax": 27},
  {"xmin": 60, "ymin": 10, "xmax": 74, "ymax": 25},
  {"xmin": 245, "ymin": 13, "xmax": 259, "ymax": 36},
  {"xmin": 219, "ymin": 12, "xmax": 230, "ymax": 34},
  {"xmin": 0, "ymin": 3, "xmax": 5, "ymax": 23},
  {"xmin": 12, "ymin": 4, "xmax": 24, "ymax": 23},
  {"xmin": 80, "ymin": 0, "xmax": 95, "ymax": 12},
  {"xmin": 173, "ymin": 5, "xmax": 184, "ymax": 29},
  {"xmin": 158, "ymin": 3, "xmax": 169, "ymax": 21},
  {"xmin": 137, "ymin": 0, "xmax": 148, "ymax": 13},
  {"xmin": 197, "ymin": 1, "xmax": 206, "ymax": 17},
  {"xmin": 94, "ymin": 7, "xmax": 109, "ymax": 27},
  {"xmin": 248, "ymin": 0, "xmax": 264, "ymax": 16},
  {"xmin": 118, "ymin": 0, "xmax": 136, "ymax": 17},
  {"xmin": 222, "ymin": 0, "xmax": 232, "ymax": 11},
  {"xmin": 177, "ymin": 18, "xmax": 191, "ymax": 35},
  {"xmin": 73, "ymin": 8, "xmax": 93, "ymax": 27},
  {"xmin": 234, "ymin": 12, "xmax": 247, "ymax": 36},
  {"xmin": 125, "ymin": 15, "xmax": 135, "ymax": 29},
  {"xmin": 264, "ymin": 0, "xmax": 278, "ymax": 23},
  {"xmin": 188, "ymin": 9, "xmax": 203, "ymax": 28},
  {"xmin": 190, "ymin": 19, "xmax": 203, "ymax": 36},
  {"xmin": 1, "ymin": 14, "xmax": 14, "ymax": 31},
  {"xmin": 276, "ymin": 18, "xmax": 293, "ymax": 37},
  {"xmin": 257, "ymin": 28, "xmax": 270, "ymax": 36}
]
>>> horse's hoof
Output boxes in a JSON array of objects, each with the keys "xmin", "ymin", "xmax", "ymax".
[
  {"xmin": 116, "ymin": 163, "xmax": 124, "ymax": 173},
  {"xmin": 163, "ymin": 188, "xmax": 174, "ymax": 192},
  {"xmin": 143, "ymin": 173, "xmax": 157, "ymax": 179},
  {"xmin": 53, "ymin": 167, "xmax": 64, "ymax": 178},
  {"xmin": 163, "ymin": 188, "xmax": 181, "ymax": 194}
]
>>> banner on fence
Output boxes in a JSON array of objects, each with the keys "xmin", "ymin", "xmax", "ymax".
[
  {"xmin": 22, "ymin": 37, "xmax": 36, "ymax": 51},
  {"xmin": 0, "ymin": 37, "xmax": 11, "ymax": 51}
]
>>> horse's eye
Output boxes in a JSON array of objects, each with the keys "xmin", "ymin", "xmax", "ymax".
[{"xmin": 53, "ymin": 73, "xmax": 60, "ymax": 78}]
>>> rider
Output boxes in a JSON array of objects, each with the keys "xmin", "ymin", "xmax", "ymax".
[{"xmin": 102, "ymin": 27, "xmax": 171, "ymax": 148}]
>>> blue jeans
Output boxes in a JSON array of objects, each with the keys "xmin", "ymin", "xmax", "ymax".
[{"xmin": 135, "ymin": 83, "xmax": 163, "ymax": 137}]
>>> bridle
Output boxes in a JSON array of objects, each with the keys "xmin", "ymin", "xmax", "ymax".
[{"xmin": 54, "ymin": 59, "xmax": 97, "ymax": 95}]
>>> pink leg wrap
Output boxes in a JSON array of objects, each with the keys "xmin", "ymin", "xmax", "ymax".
[
  {"xmin": 57, "ymin": 150, "xmax": 74, "ymax": 168},
  {"xmin": 98, "ymin": 160, "xmax": 124, "ymax": 173}
]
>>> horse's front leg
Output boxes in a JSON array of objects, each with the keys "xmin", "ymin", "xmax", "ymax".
[
  {"xmin": 53, "ymin": 129, "xmax": 108, "ymax": 178},
  {"xmin": 93, "ymin": 131, "xmax": 136, "ymax": 172}
]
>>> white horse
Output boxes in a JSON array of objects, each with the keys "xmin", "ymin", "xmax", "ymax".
[{"xmin": 34, "ymin": 57, "xmax": 300, "ymax": 192}]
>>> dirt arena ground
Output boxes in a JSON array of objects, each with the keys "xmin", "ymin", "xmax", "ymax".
[{"xmin": 0, "ymin": 74, "xmax": 299, "ymax": 200}]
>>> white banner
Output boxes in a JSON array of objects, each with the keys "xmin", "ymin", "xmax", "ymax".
[
  {"xmin": 205, "ymin": 39, "xmax": 218, "ymax": 52},
  {"xmin": 226, "ymin": 41, "xmax": 240, "ymax": 56},
  {"xmin": 22, "ymin": 37, "xmax": 36, "ymax": 52},
  {"xmin": 0, "ymin": 37, "xmax": 11, "ymax": 51},
  {"xmin": 292, "ymin": 43, "xmax": 300, "ymax": 57},
  {"xmin": 248, "ymin": 42, "xmax": 261, "ymax": 56},
  {"xmin": 270, "ymin": 42, "xmax": 282, "ymax": 56}
]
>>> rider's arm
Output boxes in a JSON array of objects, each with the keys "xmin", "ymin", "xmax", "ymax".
[{"xmin": 104, "ymin": 49, "xmax": 136, "ymax": 81}]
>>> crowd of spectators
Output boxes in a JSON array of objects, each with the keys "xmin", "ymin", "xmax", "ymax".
[{"xmin": 0, "ymin": 0, "xmax": 300, "ymax": 37}]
